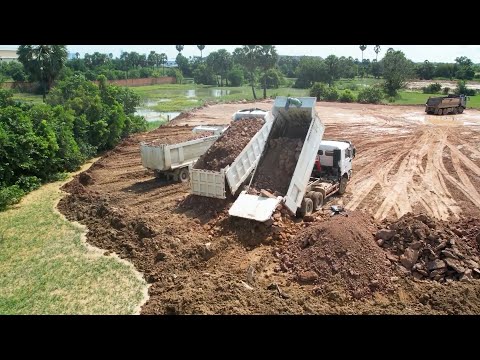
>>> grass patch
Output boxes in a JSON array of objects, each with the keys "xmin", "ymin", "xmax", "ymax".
[
  {"xmin": 12, "ymin": 93, "xmax": 43, "ymax": 104},
  {"xmin": 0, "ymin": 162, "xmax": 147, "ymax": 314},
  {"xmin": 146, "ymin": 119, "xmax": 167, "ymax": 131},
  {"xmin": 389, "ymin": 91, "xmax": 480, "ymax": 108},
  {"xmin": 132, "ymin": 84, "xmax": 308, "ymax": 113}
]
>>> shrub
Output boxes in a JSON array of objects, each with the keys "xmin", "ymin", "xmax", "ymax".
[
  {"xmin": 15, "ymin": 176, "xmax": 41, "ymax": 192},
  {"xmin": 0, "ymin": 185, "xmax": 24, "ymax": 211},
  {"xmin": 324, "ymin": 87, "xmax": 339, "ymax": 101},
  {"xmin": 442, "ymin": 87, "xmax": 451, "ymax": 95},
  {"xmin": 422, "ymin": 82, "xmax": 442, "ymax": 94},
  {"xmin": 339, "ymin": 89, "xmax": 355, "ymax": 103},
  {"xmin": 227, "ymin": 67, "xmax": 244, "ymax": 87},
  {"xmin": 348, "ymin": 83, "xmax": 359, "ymax": 91},
  {"xmin": 455, "ymin": 80, "xmax": 476, "ymax": 96},
  {"xmin": 310, "ymin": 82, "xmax": 328, "ymax": 101},
  {"xmin": 357, "ymin": 86, "xmax": 384, "ymax": 104}
]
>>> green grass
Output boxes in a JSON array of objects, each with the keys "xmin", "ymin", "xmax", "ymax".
[
  {"xmin": 12, "ymin": 93, "xmax": 43, "ymax": 104},
  {"xmin": 0, "ymin": 162, "xmax": 147, "ymax": 314},
  {"xmin": 388, "ymin": 91, "xmax": 480, "ymax": 108},
  {"xmin": 146, "ymin": 119, "xmax": 167, "ymax": 131},
  {"xmin": 132, "ymin": 84, "xmax": 309, "ymax": 112}
]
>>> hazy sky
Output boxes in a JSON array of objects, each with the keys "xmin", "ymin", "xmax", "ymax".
[{"xmin": 1, "ymin": 45, "xmax": 479, "ymax": 63}]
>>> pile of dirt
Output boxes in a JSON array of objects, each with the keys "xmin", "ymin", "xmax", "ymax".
[
  {"xmin": 143, "ymin": 131, "xmax": 212, "ymax": 146},
  {"xmin": 277, "ymin": 211, "xmax": 395, "ymax": 299},
  {"xmin": 251, "ymin": 138, "xmax": 303, "ymax": 196},
  {"xmin": 194, "ymin": 118, "xmax": 264, "ymax": 171},
  {"xmin": 453, "ymin": 217, "xmax": 480, "ymax": 252},
  {"xmin": 376, "ymin": 213, "xmax": 480, "ymax": 282}
]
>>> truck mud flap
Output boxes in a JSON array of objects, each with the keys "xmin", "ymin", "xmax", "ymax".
[{"xmin": 228, "ymin": 192, "xmax": 281, "ymax": 222}]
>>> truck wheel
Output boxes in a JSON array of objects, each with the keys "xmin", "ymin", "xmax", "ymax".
[
  {"xmin": 338, "ymin": 176, "xmax": 348, "ymax": 195},
  {"xmin": 312, "ymin": 192, "xmax": 324, "ymax": 211},
  {"xmin": 458, "ymin": 107, "xmax": 464, "ymax": 114},
  {"xmin": 299, "ymin": 198, "xmax": 314, "ymax": 217},
  {"xmin": 178, "ymin": 167, "xmax": 190, "ymax": 183},
  {"xmin": 443, "ymin": 108, "xmax": 449, "ymax": 115},
  {"xmin": 434, "ymin": 108, "xmax": 440, "ymax": 115},
  {"xmin": 453, "ymin": 107, "xmax": 458, "ymax": 114}
]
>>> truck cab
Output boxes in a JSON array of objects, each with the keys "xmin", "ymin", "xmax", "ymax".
[{"xmin": 313, "ymin": 140, "xmax": 355, "ymax": 182}]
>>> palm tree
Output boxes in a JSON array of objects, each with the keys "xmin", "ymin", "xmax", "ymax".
[
  {"xmin": 159, "ymin": 53, "xmax": 167, "ymax": 75},
  {"xmin": 197, "ymin": 45, "xmax": 205, "ymax": 59},
  {"xmin": 241, "ymin": 45, "xmax": 261, "ymax": 99},
  {"xmin": 257, "ymin": 45, "xmax": 278, "ymax": 99},
  {"xmin": 75, "ymin": 52, "xmax": 80, "ymax": 59},
  {"xmin": 17, "ymin": 45, "xmax": 68, "ymax": 102},
  {"xmin": 374, "ymin": 45, "xmax": 381, "ymax": 61},
  {"xmin": 359, "ymin": 45, "xmax": 367, "ymax": 78},
  {"xmin": 175, "ymin": 45, "xmax": 184, "ymax": 54},
  {"xmin": 359, "ymin": 45, "xmax": 367, "ymax": 62}
]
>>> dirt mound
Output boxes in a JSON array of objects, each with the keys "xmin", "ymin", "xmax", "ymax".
[
  {"xmin": 278, "ymin": 211, "xmax": 394, "ymax": 299},
  {"xmin": 79, "ymin": 172, "xmax": 94, "ymax": 186},
  {"xmin": 194, "ymin": 118, "xmax": 264, "ymax": 171},
  {"xmin": 143, "ymin": 131, "xmax": 212, "ymax": 146},
  {"xmin": 377, "ymin": 213, "xmax": 480, "ymax": 282},
  {"xmin": 251, "ymin": 137, "xmax": 303, "ymax": 195}
]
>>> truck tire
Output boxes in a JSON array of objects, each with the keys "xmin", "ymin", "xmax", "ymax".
[
  {"xmin": 458, "ymin": 107, "xmax": 464, "ymax": 114},
  {"xmin": 178, "ymin": 167, "xmax": 190, "ymax": 183},
  {"xmin": 312, "ymin": 192, "xmax": 324, "ymax": 211},
  {"xmin": 453, "ymin": 107, "xmax": 458, "ymax": 114},
  {"xmin": 299, "ymin": 198, "xmax": 314, "ymax": 217},
  {"xmin": 435, "ymin": 108, "xmax": 441, "ymax": 115},
  {"xmin": 338, "ymin": 176, "xmax": 348, "ymax": 195},
  {"xmin": 443, "ymin": 108, "xmax": 449, "ymax": 115}
]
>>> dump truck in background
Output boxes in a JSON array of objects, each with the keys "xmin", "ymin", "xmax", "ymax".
[
  {"xmin": 140, "ymin": 125, "xmax": 227, "ymax": 182},
  {"xmin": 190, "ymin": 115, "xmax": 275, "ymax": 198},
  {"xmin": 229, "ymin": 97, "xmax": 327, "ymax": 222},
  {"xmin": 425, "ymin": 94, "xmax": 467, "ymax": 115}
]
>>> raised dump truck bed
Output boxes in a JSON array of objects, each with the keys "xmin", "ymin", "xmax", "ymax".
[
  {"xmin": 190, "ymin": 115, "xmax": 274, "ymax": 198},
  {"xmin": 140, "ymin": 126, "xmax": 226, "ymax": 182},
  {"xmin": 425, "ymin": 94, "xmax": 467, "ymax": 115},
  {"xmin": 229, "ymin": 97, "xmax": 325, "ymax": 222}
]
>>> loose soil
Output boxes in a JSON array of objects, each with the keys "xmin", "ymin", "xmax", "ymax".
[
  {"xmin": 57, "ymin": 102, "xmax": 480, "ymax": 314},
  {"xmin": 194, "ymin": 118, "xmax": 264, "ymax": 171}
]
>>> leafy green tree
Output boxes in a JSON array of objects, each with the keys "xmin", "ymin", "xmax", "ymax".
[
  {"xmin": 382, "ymin": 48, "xmax": 414, "ymax": 96},
  {"xmin": 175, "ymin": 53, "xmax": 190, "ymax": 77},
  {"xmin": 17, "ymin": 45, "xmax": 68, "ymax": 101},
  {"xmin": 295, "ymin": 57, "xmax": 328, "ymax": 88},
  {"xmin": 257, "ymin": 46, "xmax": 278, "ymax": 98},
  {"xmin": 416, "ymin": 60, "xmax": 435, "ymax": 80},
  {"xmin": 193, "ymin": 63, "xmax": 217, "ymax": 85},
  {"xmin": 324, "ymin": 55, "xmax": 340, "ymax": 86},
  {"xmin": 454, "ymin": 56, "xmax": 475, "ymax": 80},
  {"xmin": 236, "ymin": 46, "xmax": 261, "ymax": 99},
  {"xmin": 227, "ymin": 65, "xmax": 245, "ymax": 86}
]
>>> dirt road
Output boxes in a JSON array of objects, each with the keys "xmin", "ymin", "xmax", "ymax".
[{"xmin": 58, "ymin": 101, "xmax": 480, "ymax": 314}]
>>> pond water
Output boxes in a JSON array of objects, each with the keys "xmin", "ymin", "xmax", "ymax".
[
  {"xmin": 135, "ymin": 107, "xmax": 181, "ymax": 122},
  {"xmin": 135, "ymin": 87, "xmax": 242, "ymax": 122}
]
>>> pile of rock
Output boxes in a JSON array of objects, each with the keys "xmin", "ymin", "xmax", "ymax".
[{"xmin": 376, "ymin": 213, "xmax": 480, "ymax": 282}]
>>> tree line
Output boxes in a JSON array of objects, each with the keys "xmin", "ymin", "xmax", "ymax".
[{"xmin": 0, "ymin": 74, "xmax": 147, "ymax": 210}]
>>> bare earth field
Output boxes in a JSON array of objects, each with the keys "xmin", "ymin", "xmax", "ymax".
[{"xmin": 58, "ymin": 101, "xmax": 480, "ymax": 314}]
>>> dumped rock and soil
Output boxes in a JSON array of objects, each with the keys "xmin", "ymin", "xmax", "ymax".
[
  {"xmin": 251, "ymin": 138, "xmax": 304, "ymax": 195},
  {"xmin": 377, "ymin": 213, "xmax": 480, "ymax": 282},
  {"xmin": 194, "ymin": 118, "xmax": 264, "ymax": 171},
  {"xmin": 57, "ymin": 102, "xmax": 480, "ymax": 315},
  {"xmin": 278, "ymin": 211, "xmax": 394, "ymax": 299},
  {"xmin": 143, "ymin": 131, "xmax": 212, "ymax": 147}
]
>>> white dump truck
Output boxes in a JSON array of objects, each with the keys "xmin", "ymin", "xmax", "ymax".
[
  {"xmin": 190, "ymin": 116, "xmax": 275, "ymax": 198},
  {"xmin": 228, "ymin": 97, "xmax": 355, "ymax": 222},
  {"xmin": 232, "ymin": 108, "xmax": 268, "ymax": 121},
  {"xmin": 299, "ymin": 139, "xmax": 356, "ymax": 215},
  {"xmin": 140, "ymin": 125, "xmax": 227, "ymax": 182}
]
